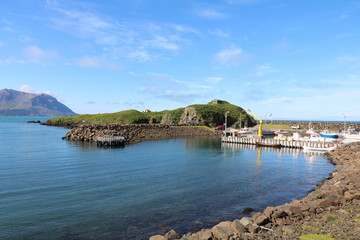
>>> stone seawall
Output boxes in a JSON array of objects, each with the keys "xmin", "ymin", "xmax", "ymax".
[
  {"xmin": 62, "ymin": 124, "xmax": 220, "ymax": 143},
  {"xmin": 271, "ymin": 121, "xmax": 360, "ymax": 131},
  {"xmin": 150, "ymin": 143, "xmax": 360, "ymax": 240}
]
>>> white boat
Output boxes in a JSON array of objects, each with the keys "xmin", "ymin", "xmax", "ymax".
[
  {"xmin": 306, "ymin": 128, "xmax": 318, "ymax": 136},
  {"xmin": 303, "ymin": 145, "xmax": 336, "ymax": 152},
  {"xmin": 236, "ymin": 128, "xmax": 253, "ymax": 136},
  {"xmin": 342, "ymin": 131, "xmax": 360, "ymax": 140},
  {"xmin": 274, "ymin": 129, "xmax": 289, "ymax": 135},
  {"xmin": 308, "ymin": 133, "xmax": 335, "ymax": 142}
]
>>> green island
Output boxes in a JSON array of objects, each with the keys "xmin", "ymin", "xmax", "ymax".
[{"xmin": 46, "ymin": 100, "xmax": 256, "ymax": 127}]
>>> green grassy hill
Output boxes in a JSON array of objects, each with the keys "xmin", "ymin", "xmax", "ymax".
[{"xmin": 46, "ymin": 100, "xmax": 256, "ymax": 127}]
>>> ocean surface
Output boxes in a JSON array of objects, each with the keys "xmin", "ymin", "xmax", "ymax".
[{"xmin": 0, "ymin": 117, "xmax": 334, "ymax": 239}]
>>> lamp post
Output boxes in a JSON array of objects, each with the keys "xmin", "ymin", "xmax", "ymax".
[
  {"xmin": 265, "ymin": 112, "xmax": 269, "ymax": 128},
  {"xmin": 225, "ymin": 111, "xmax": 230, "ymax": 130},
  {"xmin": 239, "ymin": 112, "xmax": 242, "ymax": 129},
  {"xmin": 343, "ymin": 113, "xmax": 346, "ymax": 131}
]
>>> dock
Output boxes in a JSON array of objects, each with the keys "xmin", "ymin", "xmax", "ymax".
[
  {"xmin": 97, "ymin": 136, "xmax": 125, "ymax": 147},
  {"xmin": 221, "ymin": 135, "xmax": 340, "ymax": 149}
]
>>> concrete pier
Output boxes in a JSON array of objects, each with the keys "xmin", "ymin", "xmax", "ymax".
[
  {"xmin": 97, "ymin": 136, "xmax": 125, "ymax": 147},
  {"xmin": 221, "ymin": 135, "xmax": 340, "ymax": 149}
]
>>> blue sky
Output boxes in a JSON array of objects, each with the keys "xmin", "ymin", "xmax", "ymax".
[{"xmin": 1, "ymin": 0, "xmax": 360, "ymax": 121}]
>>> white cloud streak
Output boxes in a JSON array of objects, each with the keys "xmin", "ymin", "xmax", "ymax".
[
  {"xmin": 24, "ymin": 45, "xmax": 59, "ymax": 64},
  {"xmin": 46, "ymin": 0, "xmax": 198, "ymax": 62},
  {"xmin": 196, "ymin": 8, "xmax": 229, "ymax": 19},
  {"xmin": 208, "ymin": 28, "xmax": 229, "ymax": 38},
  {"xmin": 213, "ymin": 45, "xmax": 251, "ymax": 66}
]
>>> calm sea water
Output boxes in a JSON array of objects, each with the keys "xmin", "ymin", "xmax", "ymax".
[{"xmin": 0, "ymin": 117, "xmax": 334, "ymax": 239}]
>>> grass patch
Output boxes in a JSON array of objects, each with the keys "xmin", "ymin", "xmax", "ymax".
[
  {"xmin": 263, "ymin": 124, "xmax": 291, "ymax": 129},
  {"xmin": 302, "ymin": 225, "xmax": 322, "ymax": 232},
  {"xmin": 300, "ymin": 234, "xmax": 335, "ymax": 240},
  {"xmin": 347, "ymin": 209, "xmax": 353, "ymax": 214},
  {"xmin": 325, "ymin": 215, "xmax": 336, "ymax": 222},
  {"xmin": 354, "ymin": 218, "xmax": 360, "ymax": 223}
]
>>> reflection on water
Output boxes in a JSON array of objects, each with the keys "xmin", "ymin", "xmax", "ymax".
[{"xmin": 221, "ymin": 142, "xmax": 327, "ymax": 167}]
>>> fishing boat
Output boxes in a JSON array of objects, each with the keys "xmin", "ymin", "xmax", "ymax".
[
  {"xmin": 302, "ymin": 145, "xmax": 336, "ymax": 152},
  {"xmin": 342, "ymin": 131, "xmax": 360, "ymax": 141},
  {"xmin": 236, "ymin": 128, "xmax": 253, "ymax": 136},
  {"xmin": 320, "ymin": 130, "xmax": 339, "ymax": 139},
  {"xmin": 255, "ymin": 142, "xmax": 281, "ymax": 148},
  {"xmin": 309, "ymin": 134, "xmax": 335, "ymax": 142},
  {"xmin": 305, "ymin": 128, "xmax": 318, "ymax": 136},
  {"xmin": 274, "ymin": 129, "xmax": 289, "ymax": 135}
]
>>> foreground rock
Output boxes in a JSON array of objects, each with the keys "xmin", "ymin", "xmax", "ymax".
[
  {"xmin": 60, "ymin": 124, "xmax": 220, "ymax": 143},
  {"xmin": 150, "ymin": 142, "xmax": 360, "ymax": 239}
]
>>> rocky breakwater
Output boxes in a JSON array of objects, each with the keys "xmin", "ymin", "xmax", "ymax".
[
  {"xmin": 63, "ymin": 124, "xmax": 220, "ymax": 143},
  {"xmin": 150, "ymin": 142, "xmax": 360, "ymax": 240},
  {"xmin": 274, "ymin": 121, "xmax": 360, "ymax": 132}
]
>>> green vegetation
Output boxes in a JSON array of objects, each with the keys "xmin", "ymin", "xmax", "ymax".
[
  {"xmin": 263, "ymin": 124, "xmax": 291, "ymax": 129},
  {"xmin": 47, "ymin": 101, "xmax": 256, "ymax": 127},
  {"xmin": 354, "ymin": 218, "xmax": 360, "ymax": 223},
  {"xmin": 302, "ymin": 225, "xmax": 322, "ymax": 232},
  {"xmin": 325, "ymin": 215, "xmax": 336, "ymax": 222},
  {"xmin": 299, "ymin": 234, "xmax": 335, "ymax": 240}
]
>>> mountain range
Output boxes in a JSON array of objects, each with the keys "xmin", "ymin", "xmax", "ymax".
[{"xmin": 0, "ymin": 89, "xmax": 77, "ymax": 116}]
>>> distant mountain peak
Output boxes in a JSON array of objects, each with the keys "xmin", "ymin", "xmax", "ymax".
[{"xmin": 0, "ymin": 88, "xmax": 77, "ymax": 116}]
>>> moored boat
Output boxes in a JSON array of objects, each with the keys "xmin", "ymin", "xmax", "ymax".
[
  {"xmin": 342, "ymin": 131, "xmax": 360, "ymax": 141},
  {"xmin": 236, "ymin": 128, "xmax": 253, "ymax": 136},
  {"xmin": 274, "ymin": 129, "xmax": 289, "ymax": 135},
  {"xmin": 302, "ymin": 145, "xmax": 336, "ymax": 152},
  {"xmin": 320, "ymin": 130, "xmax": 339, "ymax": 139}
]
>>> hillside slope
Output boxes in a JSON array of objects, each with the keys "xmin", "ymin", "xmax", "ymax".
[
  {"xmin": 45, "ymin": 100, "xmax": 255, "ymax": 128},
  {"xmin": 0, "ymin": 89, "xmax": 77, "ymax": 116}
]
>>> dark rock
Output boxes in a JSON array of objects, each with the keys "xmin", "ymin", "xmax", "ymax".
[{"xmin": 242, "ymin": 207, "xmax": 254, "ymax": 214}]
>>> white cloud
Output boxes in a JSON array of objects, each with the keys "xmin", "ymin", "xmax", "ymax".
[
  {"xmin": 337, "ymin": 14, "xmax": 348, "ymax": 21},
  {"xmin": 272, "ymin": 40, "xmax": 290, "ymax": 53},
  {"xmin": 196, "ymin": 8, "xmax": 229, "ymax": 19},
  {"xmin": 170, "ymin": 24, "xmax": 199, "ymax": 34},
  {"xmin": 213, "ymin": 45, "xmax": 251, "ymax": 66},
  {"xmin": 0, "ymin": 58, "xmax": 25, "ymax": 65},
  {"xmin": 208, "ymin": 28, "xmax": 229, "ymax": 38},
  {"xmin": 76, "ymin": 56, "xmax": 122, "ymax": 70},
  {"xmin": 3, "ymin": 26, "xmax": 15, "ymax": 32},
  {"xmin": 76, "ymin": 56, "xmax": 100, "ymax": 68},
  {"xmin": 224, "ymin": 0, "xmax": 263, "ymax": 4},
  {"xmin": 0, "ymin": 41, "xmax": 4, "ymax": 47},
  {"xmin": 19, "ymin": 84, "xmax": 53, "ymax": 95},
  {"xmin": 253, "ymin": 64, "xmax": 277, "ymax": 77},
  {"xmin": 205, "ymin": 77, "xmax": 223, "ymax": 84},
  {"xmin": 46, "ymin": 1, "xmax": 197, "ymax": 63},
  {"xmin": 24, "ymin": 45, "xmax": 58, "ymax": 64},
  {"xmin": 147, "ymin": 36, "xmax": 179, "ymax": 51}
]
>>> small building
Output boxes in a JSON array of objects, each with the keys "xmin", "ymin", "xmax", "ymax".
[
  {"xmin": 211, "ymin": 99, "xmax": 225, "ymax": 104},
  {"xmin": 143, "ymin": 109, "xmax": 151, "ymax": 112}
]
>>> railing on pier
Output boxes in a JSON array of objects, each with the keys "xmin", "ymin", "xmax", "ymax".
[{"xmin": 221, "ymin": 136, "xmax": 339, "ymax": 149}]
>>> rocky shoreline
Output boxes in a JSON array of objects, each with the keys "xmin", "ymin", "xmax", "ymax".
[
  {"xmin": 150, "ymin": 143, "xmax": 360, "ymax": 240},
  {"xmin": 59, "ymin": 124, "xmax": 220, "ymax": 143}
]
